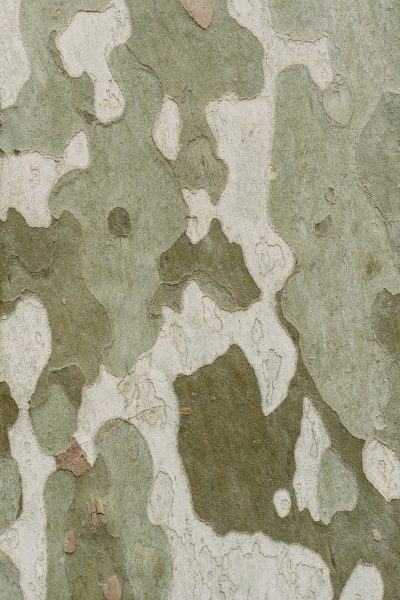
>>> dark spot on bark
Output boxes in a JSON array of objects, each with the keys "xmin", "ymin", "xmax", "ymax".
[
  {"xmin": 314, "ymin": 214, "xmax": 332, "ymax": 237},
  {"xmin": 107, "ymin": 207, "xmax": 132, "ymax": 237},
  {"xmin": 372, "ymin": 289, "xmax": 400, "ymax": 358}
]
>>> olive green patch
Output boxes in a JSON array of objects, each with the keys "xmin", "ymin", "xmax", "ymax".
[
  {"xmin": 0, "ymin": 209, "xmax": 56, "ymax": 273},
  {"xmin": 365, "ymin": 255, "xmax": 383, "ymax": 281},
  {"xmin": 0, "ymin": 381, "xmax": 19, "ymax": 456},
  {"xmin": 0, "ymin": 211, "xmax": 111, "ymax": 380},
  {"xmin": 0, "ymin": 553, "xmax": 23, "ymax": 599},
  {"xmin": 150, "ymin": 219, "xmax": 260, "ymax": 315},
  {"xmin": 0, "ymin": 211, "xmax": 111, "ymax": 454},
  {"xmin": 0, "ymin": 382, "xmax": 22, "ymax": 534},
  {"xmin": 175, "ymin": 326, "xmax": 400, "ymax": 597},
  {"xmin": 372, "ymin": 289, "xmax": 400, "ymax": 359},
  {"xmin": 107, "ymin": 207, "xmax": 132, "ymax": 238},
  {"xmin": 314, "ymin": 214, "xmax": 332, "ymax": 237},
  {"xmin": 48, "ymin": 365, "xmax": 86, "ymax": 411},
  {"xmin": 45, "ymin": 421, "xmax": 171, "ymax": 599},
  {"xmin": 0, "ymin": 457, "xmax": 23, "ymax": 535}
]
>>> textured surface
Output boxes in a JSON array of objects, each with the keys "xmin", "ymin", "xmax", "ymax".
[{"xmin": 0, "ymin": 0, "xmax": 399, "ymax": 598}]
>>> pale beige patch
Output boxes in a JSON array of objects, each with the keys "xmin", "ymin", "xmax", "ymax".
[
  {"xmin": 181, "ymin": 0, "xmax": 213, "ymax": 29},
  {"xmin": 103, "ymin": 574, "xmax": 122, "ymax": 600},
  {"xmin": 63, "ymin": 531, "xmax": 76, "ymax": 554},
  {"xmin": 0, "ymin": 0, "xmax": 30, "ymax": 109},
  {"xmin": 362, "ymin": 438, "xmax": 400, "ymax": 501}
]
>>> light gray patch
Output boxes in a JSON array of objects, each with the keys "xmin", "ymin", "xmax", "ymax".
[{"xmin": 322, "ymin": 76, "xmax": 354, "ymax": 127}]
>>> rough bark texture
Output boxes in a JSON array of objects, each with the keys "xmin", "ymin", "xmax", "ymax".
[{"xmin": 0, "ymin": 0, "xmax": 399, "ymax": 598}]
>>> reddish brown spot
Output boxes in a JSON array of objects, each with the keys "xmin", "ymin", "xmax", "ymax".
[
  {"xmin": 63, "ymin": 531, "xmax": 76, "ymax": 554},
  {"xmin": 179, "ymin": 407, "xmax": 192, "ymax": 416},
  {"xmin": 372, "ymin": 529, "xmax": 382, "ymax": 541},
  {"xmin": 181, "ymin": 0, "xmax": 213, "ymax": 29},
  {"xmin": 55, "ymin": 437, "xmax": 91, "ymax": 476},
  {"xmin": 103, "ymin": 575, "xmax": 122, "ymax": 600}
]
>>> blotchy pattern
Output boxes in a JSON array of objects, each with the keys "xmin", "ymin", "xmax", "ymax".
[{"xmin": 0, "ymin": 0, "xmax": 399, "ymax": 598}]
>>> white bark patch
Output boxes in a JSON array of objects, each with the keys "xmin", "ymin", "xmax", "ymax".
[
  {"xmin": 294, "ymin": 397, "xmax": 331, "ymax": 522},
  {"xmin": 0, "ymin": 0, "xmax": 30, "ymax": 109},
  {"xmin": 340, "ymin": 564, "xmax": 384, "ymax": 600},
  {"xmin": 362, "ymin": 438, "xmax": 400, "ymax": 501},
  {"xmin": 273, "ymin": 489, "xmax": 292, "ymax": 518},
  {"xmin": 0, "ymin": 296, "xmax": 55, "ymax": 600},
  {"xmin": 0, "ymin": 296, "xmax": 52, "ymax": 401},
  {"xmin": 152, "ymin": 95, "xmax": 182, "ymax": 161},
  {"xmin": 182, "ymin": 187, "xmax": 215, "ymax": 243},
  {"xmin": 56, "ymin": 0, "xmax": 131, "ymax": 124},
  {"xmin": 0, "ymin": 131, "xmax": 89, "ymax": 227}
]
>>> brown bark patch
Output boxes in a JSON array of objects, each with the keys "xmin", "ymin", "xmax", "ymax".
[
  {"xmin": 103, "ymin": 575, "xmax": 122, "ymax": 600},
  {"xmin": 56, "ymin": 438, "xmax": 91, "ymax": 476},
  {"xmin": 181, "ymin": 0, "xmax": 213, "ymax": 29},
  {"xmin": 63, "ymin": 531, "xmax": 76, "ymax": 554}
]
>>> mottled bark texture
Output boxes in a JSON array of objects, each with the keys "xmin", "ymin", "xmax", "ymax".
[{"xmin": 0, "ymin": 0, "xmax": 399, "ymax": 598}]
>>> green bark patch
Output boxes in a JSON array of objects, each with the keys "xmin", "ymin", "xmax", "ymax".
[
  {"xmin": 0, "ymin": 553, "xmax": 23, "ymax": 599},
  {"xmin": 372, "ymin": 289, "xmax": 400, "ymax": 360},
  {"xmin": 0, "ymin": 381, "xmax": 19, "ymax": 456},
  {"xmin": 269, "ymin": 66, "xmax": 399, "ymax": 442},
  {"xmin": 150, "ymin": 219, "xmax": 260, "ymax": 315},
  {"xmin": 0, "ymin": 211, "xmax": 111, "ymax": 454},
  {"xmin": 0, "ymin": 382, "xmax": 22, "ymax": 535}
]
